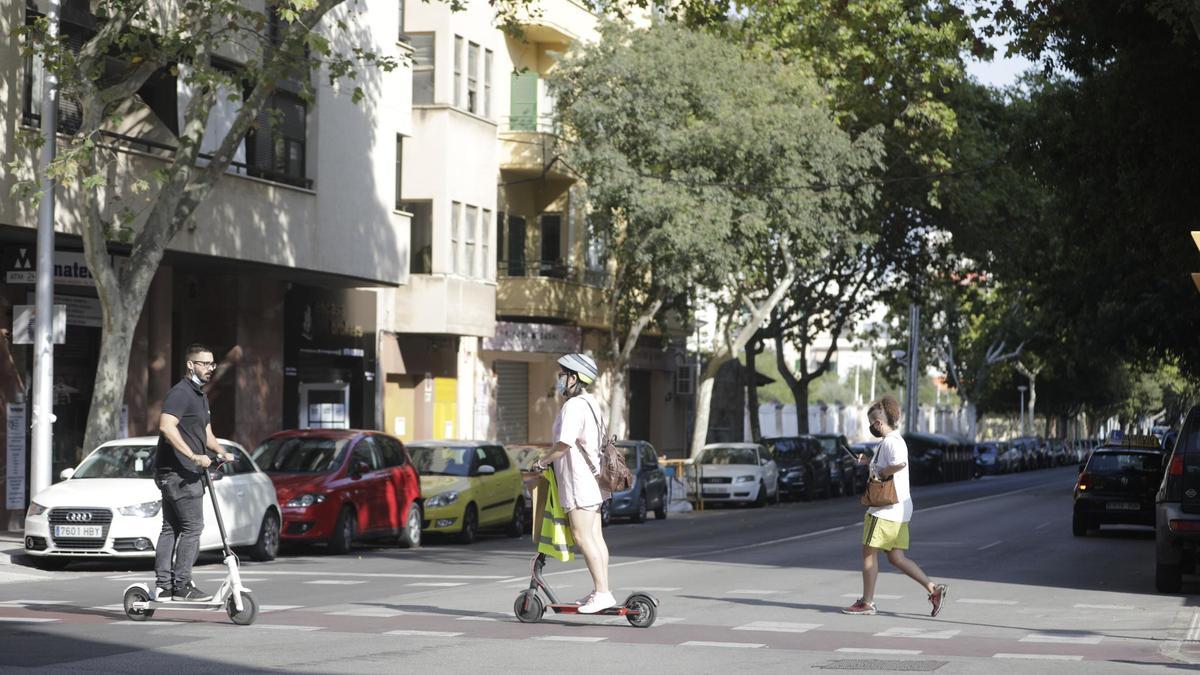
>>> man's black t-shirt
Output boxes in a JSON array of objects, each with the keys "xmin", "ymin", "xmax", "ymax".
[{"xmin": 156, "ymin": 377, "xmax": 210, "ymax": 477}]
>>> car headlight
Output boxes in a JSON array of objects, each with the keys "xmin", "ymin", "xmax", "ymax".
[
  {"xmin": 734, "ymin": 475, "xmax": 755, "ymax": 483},
  {"xmin": 27, "ymin": 501, "xmax": 47, "ymax": 518},
  {"xmin": 427, "ymin": 491, "xmax": 460, "ymax": 508},
  {"xmin": 118, "ymin": 500, "xmax": 162, "ymax": 517},
  {"xmin": 285, "ymin": 494, "xmax": 327, "ymax": 508}
]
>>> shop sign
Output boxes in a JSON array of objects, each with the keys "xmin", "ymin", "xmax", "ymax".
[
  {"xmin": 483, "ymin": 321, "xmax": 581, "ymax": 353},
  {"xmin": 2, "ymin": 249, "xmax": 111, "ymax": 287},
  {"xmin": 6, "ymin": 403, "xmax": 27, "ymax": 509}
]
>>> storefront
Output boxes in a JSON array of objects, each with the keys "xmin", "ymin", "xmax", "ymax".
[{"xmin": 480, "ymin": 321, "xmax": 583, "ymax": 445}]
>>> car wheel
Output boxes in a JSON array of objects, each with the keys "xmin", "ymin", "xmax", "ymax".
[
  {"xmin": 1071, "ymin": 513, "xmax": 1088, "ymax": 537},
  {"xmin": 632, "ymin": 492, "xmax": 647, "ymax": 524},
  {"xmin": 1156, "ymin": 561, "xmax": 1183, "ymax": 593},
  {"xmin": 250, "ymin": 511, "xmax": 280, "ymax": 562},
  {"xmin": 30, "ymin": 556, "xmax": 70, "ymax": 571},
  {"xmin": 753, "ymin": 482, "xmax": 767, "ymax": 508},
  {"xmin": 329, "ymin": 507, "xmax": 355, "ymax": 555},
  {"xmin": 457, "ymin": 504, "xmax": 479, "ymax": 545},
  {"xmin": 399, "ymin": 501, "xmax": 422, "ymax": 549},
  {"xmin": 506, "ymin": 499, "xmax": 525, "ymax": 538},
  {"xmin": 654, "ymin": 491, "xmax": 668, "ymax": 520}
]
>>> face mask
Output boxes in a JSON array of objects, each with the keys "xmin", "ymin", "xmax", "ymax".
[
  {"xmin": 555, "ymin": 375, "xmax": 568, "ymax": 396},
  {"xmin": 190, "ymin": 371, "xmax": 203, "ymax": 386},
  {"xmin": 869, "ymin": 423, "xmax": 883, "ymax": 439}
]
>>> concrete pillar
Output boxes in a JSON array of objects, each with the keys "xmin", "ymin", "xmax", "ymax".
[{"xmin": 457, "ymin": 336, "xmax": 477, "ymax": 440}]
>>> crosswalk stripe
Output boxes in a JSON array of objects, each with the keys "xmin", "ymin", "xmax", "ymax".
[
  {"xmin": 874, "ymin": 627, "xmax": 961, "ymax": 640},
  {"xmin": 533, "ymin": 636, "xmax": 607, "ymax": 642},
  {"xmin": 408, "ymin": 582, "xmax": 469, "ymax": 587},
  {"xmin": 680, "ymin": 641, "xmax": 765, "ymax": 649},
  {"xmin": 0, "ymin": 617, "xmax": 59, "ymax": 623},
  {"xmin": 958, "ymin": 598, "xmax": 1018, "ymax": 605},
  {"xmin": 304, "ymin": 580, "xmax": 366, "ymax": 585},
  {"xmin": 248, "ymin": 624, "xmax": 324, "ymax": 631},
  {"xmin": 837, "ymin": 648, "xmax": 922, "ymax": 655},
  {"xmin": 994, "ymin": 653, "xmax": 1084, "ymax": 661},
  {"xmin": 733, "ymin": 621, "xmax": 821, "ymax": 634},
  {"xmin": 1020, "ymin": 633, "xmax": 1102, "ymax": 645},
  {"xmin": 384, "ymin": 630, "xmax": 464, "ymax": 637}
]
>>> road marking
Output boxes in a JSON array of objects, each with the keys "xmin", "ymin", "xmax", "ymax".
[
  {"xmin": 457, "ymin": 616, "xmax": 500, "ymax": 622},
  {"xmin": 248, "ymin": 624, "xmax": 324, "ymax": 631},
  {"xmin": 1035, "ymin": 521, "xmax": 1053, "ymax": 530},
  {"xmin": 108, "ymin": 620, "xmax": 184, "ymax": 626},
  {"xmin": 842, "ymin": 593, "xmax": 902, "ymax": 600},
  {"xmin": 260, "ymin": 605, "xmax": 304, "ymax": 613},
  {"xmin": 733, "ymin": 621, "xmax": 821, "ymax": 634},
  {"xmin": 384, "ymin": 629, "xmax": 464, "ymax": 637},
  {"xmin": 1187, "ymin": 611, "xmax": 1200, "ymax": 642},
  {"xmin": 0, "ymin": 617, "xmax": 59, "ymax": 623},
  {"xmin": 875, "ymin": 627, "xmax": 961, "ymax": 640},
  {"xmin": 1020, "ymin": 633, "xmax": 1103, "ymax": 645},
  {"xmin": 977, "ymin": 540, "xmax": 1003, "ymax": 551},
  {"xmin": 1074, "ymin": 603, "xmax": 1134, "ymax": 610},
  {"xmin": 194, "ymin": 570, "xmax": 509, "ymax": 580},
  {"xmin": 958, "ymin": 598, "xmax": 1018, "ymax": 605},
  {"xmin": 0, "ymin": 600, "xmax": 69, "ymax": 606},
  {"xmin": 727, "ymin": 589, "xmax": 778, "ymax": 595},
  {"xmin": 837, "ymin": 648, "xmax": 922, "ymax": 655},
  {"xmin": 533, "ymin": 636, "xmax": 608, "ymax": 643},
  {"xmin": 304, "ymin": 580, "xmax": 366, "ymax": 585},
  {"xmin": 408, "ymin": 582, "xmax": 469, "ymax": 587},
  {"xmin": 680, "ymin": 641, "xmax": 765, "ymax": 649},
  {"xmin": 994, "ymin": 653, "xmax": 1084, "ymax": 661},
  {"xmin": 328, "ymin": 607, "xmax": 441, "ymax": 618},
  {"xmin": 601, "ymin": 616, "xmax": 685, "ymax": 627},
  {"xmin": 88, "ymin": 605, "xmax": 125, "ymax": 612}
]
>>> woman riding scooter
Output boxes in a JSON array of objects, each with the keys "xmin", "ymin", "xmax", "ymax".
[{"xmin": 530, "ymin": 353, "xmax": 614, "ymax": 613}]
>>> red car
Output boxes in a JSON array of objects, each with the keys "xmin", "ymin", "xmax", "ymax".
[{"xmin": 251, "ymin": 429, "xmax": 422, "ymax": 553}]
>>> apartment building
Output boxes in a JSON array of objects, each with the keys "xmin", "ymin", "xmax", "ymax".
[{"xmin": 0, "ymin": 0, "xmax": 413, "ymax": 517}]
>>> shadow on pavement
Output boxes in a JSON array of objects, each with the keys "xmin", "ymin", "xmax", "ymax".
[{"xmin": 0, "ymin": 624, "xmax": 276, "ymax": 671}]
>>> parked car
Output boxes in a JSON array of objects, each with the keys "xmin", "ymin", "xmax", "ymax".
[
  {"xmin": 608, "ymin": 441, "xmax": 668, "ymax": 523},
  {"xmin": 1073, "ymin": 444, "xmax": 1163, "ymax": 536},
  {"xmin": 813, "ymin": 434, "xmax": 858, "ymax": 496},
  {"xmin": 252, "ymin": 429, "xmax": 422, "ymax": 554},
  {"xmin": 693, "ymin": 443, "xmax": 779, "ymax": 507},
  {"xmin": 902, "ymin": 432, "xmax": 949, "ymax": 484},
  {"xmin": 406, "ymin": 441, "xmax": 526, "ymax": 543},
  {"xmin": 1156, "ymin": 407, "xmax": 1200, "ymax": 592},
  {"xmin": 849, "ymin": 441, "xmax": 879, "ymax": 491},
  {"xmin": 763, "ymin": 436, "xmax": 828, "ymax": 501},
  {"xmin": 973, "ymin": 442, "xmax": 1009, "ymax": 475},
  {"xmin": 24, "ymin": 437, "xmax": 280, "ymax": 569}
]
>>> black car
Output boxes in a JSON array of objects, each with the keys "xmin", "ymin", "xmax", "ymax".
[
  {"xmin": 1156, "ymin": 407, "xmax": 1200, "ymax": 592},
  {"xmin": 1073, "ymin": 446, "xmax": 1163, "ymax": 536},
  {"xmin": 813, "ymin": 434, "xmax": 859, "ymax": 496},
  {"xmin": 902, "ymin": 432, "xmax": 949, "ymax": 485},
  {"xmin": 763, "ymin": 436, "xmax": 831, "ymax": 501},
  {"xmin": 608, "ymin": 441, "xmax": 669, "ymax": 523}
]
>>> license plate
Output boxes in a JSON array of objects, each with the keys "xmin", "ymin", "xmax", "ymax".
[
  {"xmin": 54, "ymin": 525, "xmax": 103, "ymax": 538},
  {"xmin": 1106, "ymin": 502, "xmax": 1140, "ymax": 511}
]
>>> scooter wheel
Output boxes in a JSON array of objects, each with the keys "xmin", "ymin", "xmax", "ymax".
[
  {"xmin": 226, "ymin": 591, "xmax": 258, "ymax": 626},
  {"xmin": 625, "ymin": 594, "xmax": 656, "ymax": 628},
  {"xmin": 123, "ymin": 587, "xmax": 154, "ymax": 621},
  {"xmin": 513, "ymin": 590, "xmax": 544, "ymax": 623}
]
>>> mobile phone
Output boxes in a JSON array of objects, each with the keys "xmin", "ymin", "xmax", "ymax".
[{"xmin": 843, "ymin": 446, "xmax": 860, "ymax": 461}]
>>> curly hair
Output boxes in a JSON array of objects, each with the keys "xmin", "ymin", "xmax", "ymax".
[{"xmin": 868, "ymin": 394, "xmax": 902, "ymax": 428}]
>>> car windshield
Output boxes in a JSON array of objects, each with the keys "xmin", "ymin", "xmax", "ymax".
[
  {"xmin": 72, "ymin": 445, "xmax": 156, "ymax": 479},
  {"xmin": 697, "ymin": 447, "xmax": 758, "ymax": 465},
  {"xmin": 409, "ymin": 446, "xmax": 474, "ymax": 476},
  {"xmin": 620, "ymin": 445, "xmax": 638, "ymax": 465},
  {"xmin": 978, "ymin": 447, "xmax": 999, "ymax": 458},
  {"xmin": 252, "ymin": 437, "xmax": 348, "ymax": 473},
  {"xmin": 815, "ymin": 437, "xmax": 837, "ymax": 454},
  {"xmin": 1087, "ymin": 452, "xmax": 1161, "ymax": 475},
  {"xmin": 770, "ymin": 445, "xmax": 807, "ymax": 464}
]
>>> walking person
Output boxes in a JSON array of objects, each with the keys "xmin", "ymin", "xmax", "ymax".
[
  {"xmin": 843, "ymin": 394, "xmax": 949, "ymax": 617},
  {"xmin": 531, "ymin": 353, "xmax": 615, "ymax": 613},
  {"xmin": 153, "ymin": 343, "xmax": 235, "ymax": 601}
]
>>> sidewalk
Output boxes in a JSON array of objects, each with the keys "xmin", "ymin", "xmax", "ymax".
[{"xmin": 0, "ymin": 529, "xmax": 54, "ymax": 584}]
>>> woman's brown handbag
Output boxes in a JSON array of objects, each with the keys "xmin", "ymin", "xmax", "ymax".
[
  {"xmin": 581, "ymin": 401, "xmax": 634, "ymax": 493},
  {"xmin": 861, "ymin": 476, "xmax": 898, "ymax": 508}
]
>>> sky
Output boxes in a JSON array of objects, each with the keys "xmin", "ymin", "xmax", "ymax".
[{"xmin": 965, "ymin": 6, "xmax": 1037, "ymax": 89}]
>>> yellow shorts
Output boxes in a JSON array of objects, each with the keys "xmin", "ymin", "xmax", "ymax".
[{"xmin": 863, "ymin": 514, "xmax": 909, "ymax": 551}]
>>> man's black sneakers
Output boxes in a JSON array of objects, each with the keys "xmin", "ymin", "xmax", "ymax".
[{"xmin": 175, "ymin": 582, "xmax": 212, "ymax": 602}]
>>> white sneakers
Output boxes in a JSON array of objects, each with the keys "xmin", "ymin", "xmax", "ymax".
[{"xmin": 578, "ymin": 591, "xmax": 616, "ymax": 614}]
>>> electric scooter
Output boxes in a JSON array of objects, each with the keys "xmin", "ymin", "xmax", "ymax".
[
  {"xmin": 513, "ymin": 552, "xmax": 658, "ymax": 627},
  {"xmin": 122, "ymin": 459, "xmax": 258, "ymax": 625}
]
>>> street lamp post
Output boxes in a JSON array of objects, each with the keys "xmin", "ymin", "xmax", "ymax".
[{"xmin": 1018, "ymin": 385, "xmax": 1028, "ymax": 437}]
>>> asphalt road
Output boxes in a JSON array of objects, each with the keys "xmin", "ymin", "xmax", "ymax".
[{"xmin": 1, "ymin": 466, "xmax": 1197, "ymax": 674}]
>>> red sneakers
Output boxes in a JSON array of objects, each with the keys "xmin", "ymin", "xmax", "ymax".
[
  {"xmin": 842, "ymin": 599, "xmax": 877, "ymax": 615},
  {"xmin": 929, "ymin": 584, "xmax": 949, "ymax": 617}
]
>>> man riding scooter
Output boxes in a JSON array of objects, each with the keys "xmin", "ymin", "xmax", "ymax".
[{"xmin": 154, "ymin": 343, "xmax": 236, "ymax": 601}]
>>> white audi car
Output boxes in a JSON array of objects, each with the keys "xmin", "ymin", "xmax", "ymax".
[
  {"xmin": 23, "ymin": 437, "xmax": 280, "ymax": 569},
  {"xmin": 692, "ymin": 442, "xmax": 780, "ymax": 507}
]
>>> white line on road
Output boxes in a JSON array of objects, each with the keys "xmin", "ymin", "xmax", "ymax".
[
  {"xmin": 842, "ymin": 593, "xmax": 902, "ymax": 600},
  {"xmin": 328, "ymin": 608, "xmax": 439, "ymax": 618},
  {"xmin": 408, "ymin": 582, "xmax": 469, "ymax": 587},
  {"xmin": 1020, "ymin": 633, "xmax": 1103, "ymax": 645},
  {"xmin": 836, "ymin": 648, "xmax": 922, "ymax": 655},
  {"xmin": 977, "ymin": 540, "xmax": 1004, "ymax": 551},
  {"xmin": 457, "ymin": 616, "xmax": 500, "ymax": 622},
  {"xmin": 680, "ymin": 641, "xmax": 765, "ymax": 649},
  {"xmin": 304, "ymin": 580, "xmax": 366, "ymax": 585},
  {"xmin": 733, "ymin": 621, "xmax": 821, "ymax": 633},
  {"xmin": 994, "ymin": 653, "xmax": 1084, "ymax": 661},
  {"xmin": 958, "ymin": 598, "xmax": 1018, "ymax": 605},
  {"xmin": 1074, "ymin": 604, "xmax": 1135, "ymax": 610},
  {"xmin": 195, "ymin": 570, "xmax": 509, "ymax": 580},
  {"xmin": 384, "ymin": 630, "xmax": 464, "ymax": 637},
  {"xmin": 532, "ymin": 636, "xmax": 608, "ymax": 643},
  {"xmin": 0, "ymin": 617, "xmax": 59, "ymax": 623},
  {"xmin": 874, "ymin": 627, "xmax": 961, "ymax": 640},
  {"xmin": 1187, "ymin": 611, "xmax": 1200, "ymax": 642},
  {"xmin": 108, "ymin": 620, "xmax": 185, "ymax": 626},
  {"xmin": 248, "ymin": 624, "xmax": 324, "ymax": 631},
  {"xmin": 0, "ymin": 600, "xmax": 69, "ymax": 606},
  {"xmin": 1035, "ymin": 521, "xmax": 1053, "ymax": 530},
  {"xmin": 259, "ymin": 605, "xmax": 304, "ymax": 613},
  {"xmin": 601, "ymin": 616, "xmax": 685, "ymax": 627}
]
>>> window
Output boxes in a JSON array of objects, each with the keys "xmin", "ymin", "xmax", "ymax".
[
  {"xmin": 539, "ymin": 213, "xmax": 564, "ymax": 278},
  {"xmin": 454, "ymin": 36, "xmax": 463, "ymax": 108},
  {"xmin": 467, "ymin": 42, "xmax": 479, "ymax": 114},
  {"xmin": 351, "ymin": 437, "xmax": 382, "ymax": 472},
  {"xmin": 486, "ymin": 446, "xmax": 510, "ymax": 471},
  {"xmin": 481, "ymin": 209, "xmax": 492, "ymax": 281},
  {"xmin": 219, "ymin": 445, "xmax": 255, "ymax": 475},
  {"xmin": 411, "ymin": 34, "xmax": 434, "ymax": 104},
  {"xmin": 394, "ymin": 134, "xmax": 403, "ymax": 211},
  {"xmin": 376, "ymin": 435, "xmax": 407, "ymax": 467},
  {"xmin": 246, "ymin": 90, "xmax": 307, "ymax": 186},
  {"xmin": 484, "ymin": 49, "xmax": 493, "ymax": 118},
  {"xmin": 465, "ymin": 204, "xmax": 478, "ymax": 278},
  {"xmin": 398, "ymin": 0, "xmax": 409, "ymax": 43},
  {"xmin": 22, "ymin": 10, "xmax": 88, "ymax": 134},
  {"xmin": 451, "ymin": 201, "xmax": 463, "ymax": 275},
  {"xmin": 401, "ymin": 200, "xmax": 433, "ymax": 274}
]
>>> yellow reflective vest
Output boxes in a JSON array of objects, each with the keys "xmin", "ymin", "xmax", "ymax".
[{"xmin": 538, "ymin": 468, "xmax": 575, "ymax": 562}]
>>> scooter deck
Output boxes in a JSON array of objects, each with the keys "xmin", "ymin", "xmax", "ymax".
[{"xmin": 546, "ymin": 604, "xmax": 640, "ymax": 617}]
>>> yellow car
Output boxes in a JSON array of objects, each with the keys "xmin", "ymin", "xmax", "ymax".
[{"xmin": 406, "ymin": 441, "xmax": 526, "ymax": 544}]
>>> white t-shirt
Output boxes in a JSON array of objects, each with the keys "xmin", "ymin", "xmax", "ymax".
[
  {"xmin": 550, "ymin": 393, "xmax": 604, "ymax": 511},
  {"xmin": 867, "ymin": 430, "xmax": 913, "ymax": 523}
]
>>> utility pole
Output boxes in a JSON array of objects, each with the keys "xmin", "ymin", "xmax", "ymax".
[
  {"xmin": 906, "ymin": 304, "xmax": 920, "ymax": 433},
  {"xmin": 32, "ymin": 0, "xmax": 61, "ymax": 501}
]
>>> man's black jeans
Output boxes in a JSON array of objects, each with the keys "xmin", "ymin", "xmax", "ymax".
[{"xmin": 154, "ymin": 471, "xmax": 205, "ymax": 591}]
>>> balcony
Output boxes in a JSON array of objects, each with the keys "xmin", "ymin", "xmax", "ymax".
[
  {"xmin": 498, "ymin": 114, "xmax": 575, "ymax": 185},
  {"xmin": 496, "ymin": 259, "xmax": 608, "ymax": 328}
]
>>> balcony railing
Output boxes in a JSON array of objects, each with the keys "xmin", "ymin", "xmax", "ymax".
[
  {"xmin": 501, "ymin": 114, "xmax": 560, "ymax": 134},
  {"xmin": 498, "ymin": 259, "xmax": 609, "ymax": 287}
]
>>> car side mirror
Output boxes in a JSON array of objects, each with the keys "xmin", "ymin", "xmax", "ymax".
[
  {"xmin": 477, "ymin": 465, "xmax": 496, "ymax": 476},
  {"xmin": 59, "ymin": 467, "xmax": 75, "ymax": 481}
]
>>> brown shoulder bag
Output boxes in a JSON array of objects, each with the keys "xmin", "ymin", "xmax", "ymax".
[
  {"xmin": 580, "ymin": 399, "xmax": 634, "ymax": 493},
  {"xmin": 861, "ymin": 476, "xmax": 898, "ymax": 507}
]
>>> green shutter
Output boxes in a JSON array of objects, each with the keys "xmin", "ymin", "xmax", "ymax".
[{"xmin": 510, "ymin": 71, "xmax": 538, "ymax": 131}]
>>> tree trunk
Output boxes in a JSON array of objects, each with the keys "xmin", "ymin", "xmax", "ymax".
[
  {"xmin": 963, "ymin": 400, "xmax": 978, "ymax": 441},
  {"xmin": 773, "ymin": 332, "xmax": 811, "ymax": 434},
  {"xmin": 605, "ymin": 298, "xmax": 663, "ymax": 441},
  {"xmin": 689, "ymin": 353, "xmax": 728, "ymax": 457},
  {"xmin": 745, "ymin": 333, "xmax": 762, "ymax": 442},
  {"xmin": 81, "ymin": 305, "xmax": 139, "ymax": 457}
]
